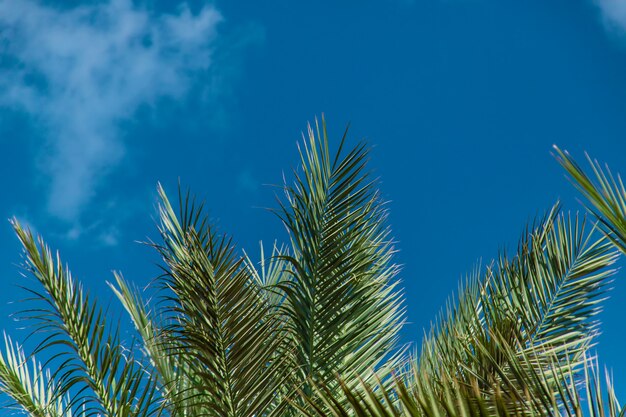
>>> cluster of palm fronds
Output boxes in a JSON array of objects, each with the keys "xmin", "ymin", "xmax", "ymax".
[{"xmin": 0, "ymin": 119, "xmax": 624, "ymax": 417}]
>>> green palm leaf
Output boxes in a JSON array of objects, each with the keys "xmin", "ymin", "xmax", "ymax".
[
  {"xmin": 0, "ymin": 333, "xmax": 71, "ymax": 417},
  {"xmin": 10, "ymin": 220, "xmax": 160, "ymax": 417},
  {"xmin": 418, "ymin": 210, "xmax": 617, "ymax": 406},
  {"xmin": 554, "ymin": 146, "xmax": 626, "ymax": 254},
  {"xmin": 151, "ymin": 185, "xmax": 290, "ymax": 417},
  {"xmin": 274, "ymin": 118, "xmax": 405, "ymax": 401},
  {"xmin": 303, "ymin": 353, "xmax": 622, "ymax": 417},
  {"xmin": 110, "ymin": 273, "xmax": 206, "ymax": 417}
]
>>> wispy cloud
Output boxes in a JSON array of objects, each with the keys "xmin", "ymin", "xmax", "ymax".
[
  {"xmin": 0, "ymin": 0, "xmax": 222, "ymax": 221},
  {"xmin": 594, "ymin": 0, "xmax": 626, "ymax": 37}
]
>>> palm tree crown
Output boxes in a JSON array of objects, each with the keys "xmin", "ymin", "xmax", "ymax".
[{"xmin": 0, "ymin": 119, "xmax": 622, "ymax": 417}]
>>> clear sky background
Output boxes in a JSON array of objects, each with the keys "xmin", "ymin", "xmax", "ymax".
[{"xmin": 0, "ymin": 0, "xmax": 625, "ymax": 411}]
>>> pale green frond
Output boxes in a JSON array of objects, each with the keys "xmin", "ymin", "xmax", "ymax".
[
  {"xmin": 417, "ymin": 209, "xmax": 617, "ymax": 410},
  {"xmin": 554, "ymin": 146, "xmax": 626, "ymax": 254},
  {"xmin": 10, "ymin": 219, "xmax": 160, "ymax": 417},
  {"xmin": 304, "ymin": 352, "xmax": 623, "ymax": 417},
  {"xmin": 244, "ymin": 242, "xmax": 292, "ymax": 309},
  {"xmin": 493, "ymin": 213, "xmax": 616, "ymax": 364},
  {"xmin": 274, "ymin": 117, "xmax": 405, "ymax": 403},
  {"xmin": 0, "ymin": 333, "xmax": 71, "ymax": 417},
  {"xmin": 110, "ymin": 273, "xmax": 202, "ymax": 417},
  {"xmin": 3, "ymin": 124, "xmax": 625, "ymax": 417}
]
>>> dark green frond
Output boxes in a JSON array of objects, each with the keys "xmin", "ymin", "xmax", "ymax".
[{"xmin": 151, "ymin": 185, "xmax": 290, "ymax": 417}]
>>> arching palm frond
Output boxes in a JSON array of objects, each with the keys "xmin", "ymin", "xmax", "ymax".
[
  {"xmin": 274, "ymin": 118, "xmax": 405, "ymax": 402},
  {"xmin": 8, "ymin": 220, "xmax": 160, "ymax": 417},
  {"xmin": 0, "ymin": 334, "xmax": 72, "ymax": 417},
  {"xmin": 110, "ymin": 273, "xmax": 202, "ymax": 417},
  {"xmin": 554, "ymin": 146, "xmax": 626, "ymax": 254},
  {"xmin": 301, "ymin": 209, "xmax": 619, "ymax": 417},
  {"xmin": 302, "ymin": 352, "xmax": 622, "ymax": 417},
  {"xmin": 150, "ymin": 185, "xmax": 290, "ymax": 417},
  {"xmin": 418, "ymin": 210, "xmax": 617, "ymax": 410},
  {"xmin": 245, "ymin": 243, "xmax": 292, "ymax": 311}
]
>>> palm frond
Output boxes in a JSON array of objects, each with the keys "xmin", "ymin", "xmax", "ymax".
[
  {"xmin": 554, "ymin": 146, "xmax": 626, "ymax": 254},
  {"xmin": 151, "ymin": 185, "xmax": 290, "ymax": 417},
  {"xmin": 0, "ymin": 333, "xmax": 71, "ymax": 417},
  {"xmin": 417, "ymin": 209, "xmax": 617, "ymax": 410},
  {"xmin": 244, "ymin": 242, "xmax": 292, "ymax": 310},
  {"xmin": 110, "ymin": 273, "xmax": 204, "ymax": 417},
  {"xmin": 2, "ymin": 124, "xmax": 624, "ymax": 417},
  {"xmin": 274, "ymin": 117, "xmax": 405, "ymax": 402},
  {"xmin": 10, "ymin": 219, "xmax": 160, "ymax": 417},
  {"xmin": 303, "ymin": 352, "xmax": 623, "ymax": 417}
]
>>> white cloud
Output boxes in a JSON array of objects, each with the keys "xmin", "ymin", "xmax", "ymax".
[
  {"xmin": 0, "ymin": 0, "xmax": 222, "ymax": 221},
  {"xmin": 594, "ymin": 0, "xmax": 626, "ymax": 36}
]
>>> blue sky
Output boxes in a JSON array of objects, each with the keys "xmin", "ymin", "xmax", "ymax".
[{"xmin": 1, "ymin": 0, "xmax": 626, "ymax": 410}]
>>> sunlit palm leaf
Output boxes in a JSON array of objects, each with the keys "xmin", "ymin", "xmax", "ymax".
[
  {"xmin": 274, "ymin": 118, "xmax": 405, "ymax": 403},
  {"xmin": 10, "ymin": 220, "xmax": 160, "ymax": 417},
  {"xmin": 1, "ymin": 123, "xmax": 623, "ymax": 417},
  {"xmin": 418, "ymin": 210, "xmax": 617, "ymax": 407},
  {"xmin": 111, "ymin": 273, "xmax": 205, "ymax": 417},
  {"xmin": 304, "ymin": 352, "xmax": 622, "ymax": 417},
  {"xmin": 554, "ymin": 146, "xmax": 626, "ymax": 254},
  {"xmin": 0, "ymin": 333, "xmax": 71, "ymax": 417},
  {"xmin": 245, "ymin": 243, "xmax": 292, "ymax": 310}
]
